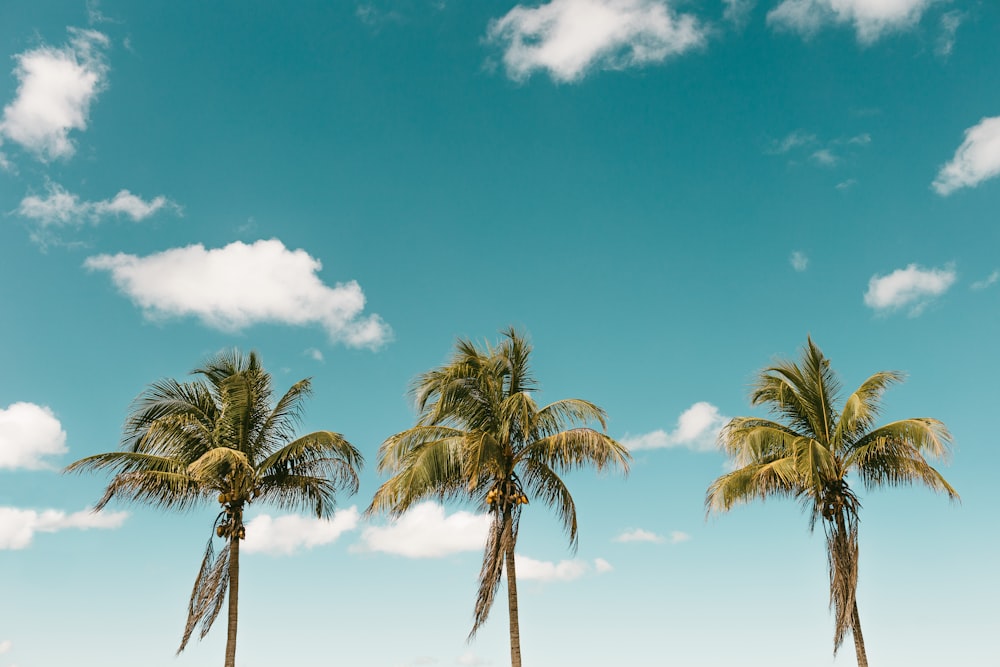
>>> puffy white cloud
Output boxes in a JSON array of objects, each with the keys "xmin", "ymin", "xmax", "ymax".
[
  {"xmin": 243, "ymin": 507, "xmax": 359, "ymax": 556},
  {"xmin": 0, "ymin": 402, "xmax": 67, "ymax": 470},
  {"xmin": 84, "ymin": 239, "xmax": 391, "ymax": 349},
  {"xmin": 614, "ymin": 528, "xmax": 664, "ymax": 543},
  {"xmin": 0, "ymin": 639, "xmax": 10, "ymax": 654},
  {"xmin": 790, "ymin": 250, "xmax": 809, "ymax": 272},
  {"xmin": 669, "ymin": 530, "xmax": 691, "ymax": 543},
  {"xmin": 621, "ymin": 401, "xmax": 728, "ymax": 452},
  {"xmin": 0, "ymin": 506, "xmax": 128, "ymax": 550},
  {"xmin": 18, "ymin": 183, "xmax": 177, "ymax": 227},
  {"xmin": 487, "ymin": 0, "xmax": 705, "ymax": 83},
  {"xmin": 933, "ymin": 116, "xmax": 1000, "ymax": 196},
  {"xmin": 971, "ymin": 271, "xmax": 999, "ymax": 291},
  {"xmin": 356, "ymin": 502, "xmax": 490, "ymax": 558},
  {"xmin": 864, "ymin": 264, "xmax": 956, "ymax": 316},
  {"xmin": 514, "ymin": 555, "xmax": 611, "ymax": 582},
  {"xmin": 767, "ymin": 0, "xmax": 934, "ymax": 43},
  {"xmin": 0, "ymin": 28, "xmax": 108, "ymax": 161}
]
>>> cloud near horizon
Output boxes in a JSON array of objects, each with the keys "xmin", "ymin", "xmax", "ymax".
[
  {"xmin": 0, "ymin": 28, "xmax": 109, "ymax": 161},
  {"xmin": 355, "ymin": 502, "xmax": 491, "ymax": 558},
  {"xmin": 767, "ymin": 0, "xmax": 935, "ymax": 44},
  {"xmin": 0, "ymin": 506, "xmax": 128, "ymax": 550},
  {"xmin": 243, "ymin": 507, "xmax": 360, "ymax": 556},
  {"xmin": 84, "ymin": 239, "xmax": 391, "ymax": 349},
  {"xmin": 933, "ymin": 116, "xmax": 1000, "ymax": 195},
  {"xmin": 514, "ymin": 554, "xmax": 612, "ymax": 582},
  {"xmin": 487, "ymin": 0, "xmax": 705, "ymax": 83},
  {"xmin": 19, "ymin": 183, "xmax": 178, "ymax": 228},
  {"xmin": 0, "ymin": 402, "xmax": 67, "ymax": 470},
  {"xmin": 863, "ymin": 264, "xmax": 956, "ymax": 316},
  {"xmin": 621, "ymin": 401, "xmax": 728, "ymax": 452}
]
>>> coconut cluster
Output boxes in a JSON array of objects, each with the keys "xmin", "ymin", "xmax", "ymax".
[
  {"xmin": 216, "ymin": 492, "xmax": 246, "ymax": 540},
  {"xmin": 485, "ymin": 488, "xmax": 529, "ymax": 506}
]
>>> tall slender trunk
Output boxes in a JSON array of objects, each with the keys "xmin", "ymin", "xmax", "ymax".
[
  {"xmin": 851, "ymin": 602, "xmax": 868, "ymax": 667},
  {"xmin": 225, "ymin": 518, "xmax": 241, "ymax": 667},
  {"xmin": 504, "ymin": 531, "xmax": 522, "ymax": 667}
]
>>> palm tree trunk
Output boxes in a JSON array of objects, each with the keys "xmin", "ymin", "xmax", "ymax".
[
  {"xmin": 504, "ymin": 537, "xmax": 522, "ymax": 667},
  {"xmin": 225, "ymin": 529, "xmax": 240, "ymax": 667},
  {"xmin": 851, "ymin": 602, "xmax": 868, "ymax": 667}
]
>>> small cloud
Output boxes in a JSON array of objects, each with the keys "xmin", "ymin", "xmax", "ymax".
[
  {"xmin": 669, "ymin": 530, "xmax": 691, "ymax": 544},
  {"xmin": 486, "ymin": 0, "xmax": 706, "ymax": 83},
  {"xmin": 767, "ymin": 130, "xmax": 816, "ymax": 154},
  {"xmin": 305, "ymin": 348, "xmax": 324, "ymax": 362},
  {"xmin": 356, "ymin": 502, "xmax": 490, "ymax": 558},
  {"xmin": 0, "ymin": 402, "xmax": 67, "ymax": 470},
  {"xmin": 84, "ymin": 239, "xmax": 391, "ymax": 349},
  {"xmin": 847, "ymin": 133, "xmax": 871, "ymax": 146},
  {"xmin": 614, "ymin": 528, "xmax": 664, "ymax": 543},
  {"xmin": 594, "ymin": 557, "xmax": 614, "ymax": 573},
  {"xmin": 811, "ymin": 148, "xmax": 838, "ymax": 166},
  {"xmin": 0, "ymin": 639, "xmax": 10, "ymax": 654},
  {"xmin": 243, "ymin": 507, "xmax": 359, "ymax": 556},
  {"xmin": 621, "ymin": 401, "xmax": 728, "ymax": 452},
  {"xmin": 933, "ymin": 116, "xmax": 1000, "ymax": 196},
  {"xmin": 864, "ymin": 263, "xmax": 956, "ymax": 316},
  {"xmin": 836, "ymin": 178, "xmax": 857, "ymax": 190},
  {"xmin": 0, "ymin": 28, "xmax": 109, "ymax": 161},
  {"xmin": 936, "ymin": 10, "xmax": 963, "ymax": 58},
  {"xmin": 0, "ymin": 506, "xmax": 128, "ymax": 550},
  {"xmin": 971, "ymin": 270, "xmax": 999, "ymax": 291},
  {"xmin": 514, "ymin": 554, "xmax": 595, "ymax": 582},
  {"xmin": 18, "ymin": 183, "xmax": 178, "ymax": 229},
  {"xmin": 767, "ymin": 0, "xmax": 934, "ymax": 44},
  {"xmin": 457, "ymin": 651, "xmax": 489, "ymax": 667},
  {"xmin": 790, "ymin": 250, "xmax": 808, "ymax": 272},
  {"xmin": 722, "ymin": 0, "xmax": 755, "ymax": 27}
]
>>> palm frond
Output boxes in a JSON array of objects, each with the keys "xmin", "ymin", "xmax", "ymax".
[
  {"xmin": 532, "ymin": 399, "xmax": 608, "ymax": 437},
  {"xmin": 178, "ymin": 522, "xmax": 230, "ymax": 654},
  {"xmin": 705, "ymin": 458, "xmax": 800, "ymax": 514},
  {"xmin": 471, "ymin": 508, "xmax": 519, "ymax": 639},
  {"xmin": 520, "ymin": 458, "xmax": 577, "ymax": 549},
  {"xmin": 846, "ymin": 420, "xmax": 958, "ymax": 498},
  {"xmin": 833, "ymin": 371, "xmax": 904, "ymax": 447},
  {"xmin": 516, "ymin": 428, "xmax": 631, "ymax": 475}
]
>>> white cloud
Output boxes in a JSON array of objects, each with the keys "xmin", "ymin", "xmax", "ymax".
[
  {"xmin": 0, "ymin": 28, "xmax": 109, "ymax": 161},
  {"xmin": 242, "ymin": 507, "xmax": 359, "ymax": 556},
  {"xmin": 84, "ymin": 239, "xmax": 391, "ymax": 349},
  {"xmin": 621, "ymin": 401, "xmax": 728, "ymax": 452},
  {"xmin": 0, "ymin": 507, "xmax": 127, "ymax": 550},
  {"xmin": 487, "ymin": 0, "xmax": 706, "ymax": 83},
  {"xmin": 936, "ymin": 10, "xmax": 963, "ymax": 57},
  {"xmin": 457, "ymin": 651, "xmax": 489, "ymax": 666},
  {"xmin": 669, "ymin": 530, "xmax": 691, "ymax": 543},
  {"xmin": 614, "ymin": 528, "xmax": 664, "ymax": 543},
  {"xmin": 811, "ymin": 148, "xmax": 838, "ymax": 166},
  {"xmin": 18, "ymin": 183, "xmax": 177, "ymax": 228},
  {"xmin": 305, "ymin": 348, "xmax": 325, "ymax": 362},
  {"xmin": 767, "ymin": 0, "xmax": 934, "ymax": 44},
  {"xmin": 864, "ymin": 264, "xmax": 956, "ymax": 316},
  {"xmin": 723, "ymin": 0, "xmax": 756, "ymax": 26},
  {"xmin": 514, "ymin": 555, "xmax": 612, "ymax": 581},
  {"xmin": 836, "ymin": 178, "xmax": 858, "ymax": 190},
  {"xmin": 0, "ymin": 640, "xmax": 10, "ymax": 654},
  {"xmin": 0, "ymin": 402, "xmax": 67, "ymax": 470},
  {"xmin": 767, "ymin": 130, "xmax": 816, "ymax": 154},
  {"xmin": 933, "ymin": 117, "xmax": 1000, "ymax": 196},
  {"xmin": 356, "ymin": 502, "xmax": 490, "ymax": 558},
  {"xmin": 971, "ymin": 271, "xmax": 999, "ymax": 291},
  {"xmin": 790, "ymin": 250, "xmax": 809, "ymax": 271}
]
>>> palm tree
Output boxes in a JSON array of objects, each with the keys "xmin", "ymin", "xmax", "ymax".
[
  {"xmin": 369, "ymin": 328, "xmax": 630, "ymax": 667},
  {"xmin": 706, "ymin": 338, "xmax": 958, "ymax": 666},
  {"xmin": 67, "ymin": 349, "xmax": 363, "ymax": 667}
]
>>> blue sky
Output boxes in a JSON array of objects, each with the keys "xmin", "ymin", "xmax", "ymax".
[{"xmin": 0, "ymin": 0, "xmax": 998, "ymax": 665}]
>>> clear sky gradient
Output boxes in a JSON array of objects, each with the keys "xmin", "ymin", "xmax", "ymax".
[{"xmin": 0, "ymin": 1, "xmax": 997, "ymax": 666}]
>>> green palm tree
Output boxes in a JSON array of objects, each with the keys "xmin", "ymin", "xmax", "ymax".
[
  {"xmin": 369, "ymin": 328, "xmax": 630, "ymax": 667},
  {"xmin": 67, "ymin": 349, "xmax": 363, "ymax": 667},
  {"xmin": 706, "ymin": 338, "xmax": 958, "ymax": 666}
]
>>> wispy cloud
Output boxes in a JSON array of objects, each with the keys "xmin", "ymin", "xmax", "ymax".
[
  {"xmin": 0, "ymin": 28, "xmax": 109, "ymax": 161},
  {"xmin": 836, "ymin": 178, "xmax": 858, "ymax": 190},
  {"xmin": 614, "ymin": 528, "xmax": 664, "ymax": 543},
  {"xmin": 0, "ymin": 639, "xmax": 10, "ymax": 654},
  {"xmin": 356, "ymin": 502, "xmax": 490, "ymax": 558},
  {"xmin": 84, "ymin": 239, "xmax": 391, "ymax": 349},
  {"xmin": 933, "ymin": 116, "xmax": 1000, "ymax": 196},
  {"xmin": 305, "ymin": 347, "xmax": 325, "ymax": 362},
  {"xmin": 669, "ymin": 530, "xmax": 691, "ymax": 544},
  {"xmin": 243, "ymin": 507, "xmax": 359, "ymax": 556},
  {"xmin": 621, "ymin": 401, "xmax": 728, "ymax": 452},
  {"xmin": 0, "ymin": 507, "xmax": 127, "ymax": 550},
  {"xmin": 864, "ymin": 264, "xmax": 956, "ymax": 316},
  {"xmin": 722, "ymin": 0, "xmax": 756, "ymax": 27},
  {"xmin": 790, "ymin": 250, "xmax": 809, "ymax": 272},
  {"xmin": 487, "ymin": 0, "xmax": 706, "ymax": 83},
  {"xmin": 971, "ymin": 271, "xmax": 999, "ymax": 291},
  {"xmin": 0, "ymin": 402, "xmax": 67, "ymax": 470},
  {"xmin": 18, "ymin": 183, "xmax": 178, "ymax": 228},
  {"xmin": 811, "ymin": 148, "xmax": 838, "ymax": 166},
  {"xmin": 767, "ymin": 0, "xmax": 934, "ymax": 44},
  {"xmin": 767, "ymin": 130, "xmax": 869, "ymax": 171},
  {"xmin": 766, "ymin": 130, "xmax": 816, "ymax": 154},
  {"xmin": 936, "ymin": 10, "xmax": 963, "ymax": 58},
  {"xmin": 514, "ymin": 555, "xmax": 611, "ymax": 582}
]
